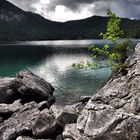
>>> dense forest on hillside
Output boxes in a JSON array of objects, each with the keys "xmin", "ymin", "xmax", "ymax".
[{"xmin": 0, "ymin": 0, "xmax": 140, "ymax": 41}]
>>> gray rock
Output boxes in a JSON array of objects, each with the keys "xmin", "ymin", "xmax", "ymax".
[
  {"xmin": 50, "ymin": 103, "xmax": 85, "ymax": 128},
  {"xmin": 38, "ymin": 96, "xmax": 56, "ymax": 111},
  {"xmin": 78, "ymin": 96, "xmax": 91, "ymax": 103},
  {"xmin": 62, "ymin": 43, "xmax": 140, "ymax": 140},
  {"xmin": 0, "ymin": 116, "xmax": 3, "ymax": 123},
  {"xmin": 16, "ymin": 136, "xmax": 50, "ymax": 140},
  {"xmin": 63, "ymin": 124, "xmax": 90, "ymax": 140},
  {"xmin": 38, "ymin": 101, "xmax": 50, "ymax": 111},
  {"xmin": 56, "ymin": 135, "xmax": 63, "ymax": 140},
  {"xmin": 0, "ymin": 77, "xmax": 17, "ymax": 103},
  {"xmin": 14, "ymin": 70, "xmax": 55, "ymax": 103},
  {"xmin": 32, "ymin": 109, "xmax": 59, "ymax": 139},
  {"xmin": 57, "ymin": 112, "xmax": 78, "ymax": 128},
  {"xmin": 0, "ymin": 70, "xmax": 55, "ymax": 104},
  {"xmin": 0, "ymin": 102, "xmax": 40, "ymax": 140},
  {"xmin": 0, "ymin": 100, "xmax": 22, "ymax": 121},
  {"xmin": 51, "ymin": 101, "xmax": 87, "ymax": 119}
]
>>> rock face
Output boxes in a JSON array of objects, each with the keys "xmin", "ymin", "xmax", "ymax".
[{"xmin": 62, "ymin": 43, "xmax": 140, "ymax": 140}]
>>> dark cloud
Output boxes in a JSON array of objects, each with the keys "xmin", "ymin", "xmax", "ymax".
[
  {"xmin": 43, "ymin": 0, "xmax": 105, "ymax": 12},
  {"xmin": 7, "ymin": 0, "xmax": 140, "ymax": 21},
  {"xmin": 8, "ymin": 0, "xmax": 39, "ymax": 11}
]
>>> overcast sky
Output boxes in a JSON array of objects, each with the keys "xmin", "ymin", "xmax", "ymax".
[{"xmin": 7, "ymin": 0, "xmax": 140, "ymax": 22}]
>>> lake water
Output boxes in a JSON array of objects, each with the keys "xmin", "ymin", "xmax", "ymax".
[{"xmin": 0, "ymin": 39, "xmax": 139, "ymax": 104}]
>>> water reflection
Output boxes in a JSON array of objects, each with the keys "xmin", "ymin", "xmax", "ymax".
[
  {"xmin": 1, "ymin": 40, "xmax": 131, "ymax": 104},
  {"xmin": 31, "ymin": 52, "xmax": 111, "ymax": 104}
]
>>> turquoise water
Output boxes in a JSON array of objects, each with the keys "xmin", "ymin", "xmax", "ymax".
[{"xmin": 0, "ymin": 40, "xmax": 139, "ymax": 104}]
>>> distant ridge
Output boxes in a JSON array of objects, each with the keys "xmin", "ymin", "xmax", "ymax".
[{"xmin": 0, "ymin": 0, "xmax": 140, "ymax": 41}]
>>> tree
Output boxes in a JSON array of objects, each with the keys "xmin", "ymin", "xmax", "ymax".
[
  {"xmin": 89, "ymin": 10, "xmax": 130, "ymax": 70},
  {"xmin": 72, "ymin": 10, "xmax": 131, "ymax": 71}
]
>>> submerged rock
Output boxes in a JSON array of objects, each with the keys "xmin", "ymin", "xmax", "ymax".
[{"xmin": 62, "ymin": 43, "xmax": 140, "ymax": 140}]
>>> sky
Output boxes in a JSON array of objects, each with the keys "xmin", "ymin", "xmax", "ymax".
[{"xmin": 7, "ymin": 0, "xmax": 140, "ymax": 22}]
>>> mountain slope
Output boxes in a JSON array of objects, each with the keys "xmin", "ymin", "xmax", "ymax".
[
  {"xmin": 63, "ymin": 16, "xmax": 140, "ymax": 39},
  {"xmin": 0, "ymin": 0, "xmax": 62, "ymax": 40},
  {"xmin": 0, "ymin": 0, "xmax": 140, "ymax": 41}
]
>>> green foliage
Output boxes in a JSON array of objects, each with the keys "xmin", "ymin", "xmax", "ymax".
[
  {"xmin": 73, "ymin": 10, "xmax": 131, "ymax": 70},
  {"xmin": 100, "ymin": 10, "xmax": 124, "ymax": 42},
  {"xmin": 90, "ymin": 10, "xmax": 131, "ymax": 70},
  {"xmin": 72, "ymin": 60, "xmax": 101, "ymax": 69}
]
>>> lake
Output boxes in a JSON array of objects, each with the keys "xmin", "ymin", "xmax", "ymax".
[{"xmin": 0, "ymin": 39, "xmax": 139, "ymax": 104}]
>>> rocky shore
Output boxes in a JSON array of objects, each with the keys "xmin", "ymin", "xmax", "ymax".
[
  {"xmin": 0, "ymin": 43, "xmax": 140, "ymax": 140},
  {"xmin": 0, "ymin": 70, "xmax": 88, "ymax": 140}
]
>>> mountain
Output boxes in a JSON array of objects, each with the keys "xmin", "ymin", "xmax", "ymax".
[
  {"xmin": 0, "ymin": 0, "xmax": 62, "ymax": 41},
  {"xmin": 0, "ymin": 0, "xmax": 140, "ymax": 41}
]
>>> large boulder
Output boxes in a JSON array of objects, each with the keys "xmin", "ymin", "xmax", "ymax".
[
  {"xmin": 0, "ymin": 70, "xmax": 55, "ymax": 104},
  {"xmin": 32, "ymin": 109, "xmax": 60, "ymax": 139},
  {"xmin": 13, "ymin": 70, "xmax": 55, "ymax": 103},
  {"xmin": 62, "ymin": 43, "xmax": 140, "ymax": 140}
]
